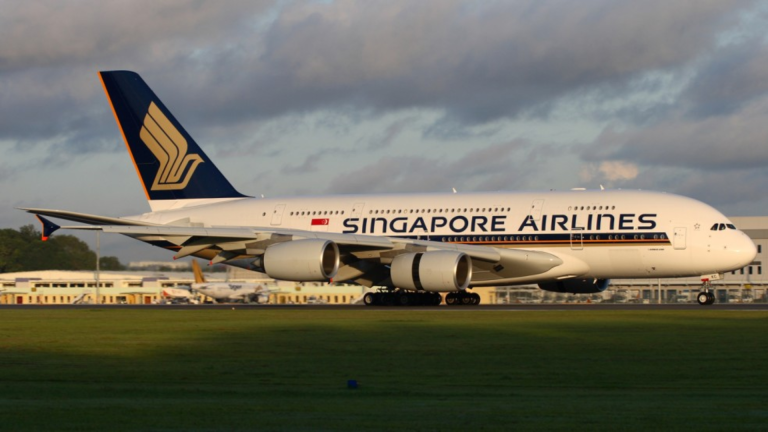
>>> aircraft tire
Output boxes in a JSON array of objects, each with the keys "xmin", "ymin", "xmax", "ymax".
[
  {"xmin": 398, "ymin": 292, "xmax": 411, "ymax": 306},
  {"xmin": 381, "ymin": 293, "xmax": 395, "ymax": 306},
  {"xmin": 363, "ymin": 292, "xmax": 377, "ymax": 306},
  {"xmin": 697, "ymin": 292, "xmax": 710, "ymax": 306},
  {"xmin": 446, "ymin": 293, "xmax": 457, "ymax": 305}
]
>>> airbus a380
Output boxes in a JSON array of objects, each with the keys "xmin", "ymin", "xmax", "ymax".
[{"xmin": 23, "ymin": 71, "xmax": 756, "ymax": 306}]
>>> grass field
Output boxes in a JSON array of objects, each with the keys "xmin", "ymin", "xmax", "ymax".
[{"xmin": 0, "ymin": 308, "xmax": 766, "ymax": 431}]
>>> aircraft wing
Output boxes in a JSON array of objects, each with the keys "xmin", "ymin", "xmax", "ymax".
[
  {"xmin": 23, "ymin": 209, "xmax": 564, "ymax": 288},
  {"xmin": 93, "ymin": 225, "xmax": 561, "ymax": 278},
  {"xmin": 20, "ymin": 208, "xmax": 158, "ymax": 226}
]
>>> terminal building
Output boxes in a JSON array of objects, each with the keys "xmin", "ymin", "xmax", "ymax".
[{"xmin": 1, "ymin": 217, "xmax": 765, "ymax": 305}]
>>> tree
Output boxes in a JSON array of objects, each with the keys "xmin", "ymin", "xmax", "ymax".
[
  {"xmin": 0, "ymin": 228, "xmax": 26, "ymax": 273},
  {"xmin": 100, "ymin": 256, "xmax": 126, "ymax": 271},
  {"xmin": 0, "ymin": 225, "xmax": 126, "ymax": 272}
]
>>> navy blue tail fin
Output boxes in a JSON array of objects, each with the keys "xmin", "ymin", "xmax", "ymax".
[{"xmin": 99, "ymin": 71, "xmax": 247, "ymax": 205}]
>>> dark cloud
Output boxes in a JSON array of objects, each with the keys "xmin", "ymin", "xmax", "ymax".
[
  {"xmin": 583, "ymin": 95, "xmax": 768, "ymax": 171},
  {"xmin": 0, "ymin": 0, "xmax": 758, "ymax": 151},
  {"xmin": 0, "ymin": 1, "xmax": 269, "ymax": 72},
  {"xmin": 324, "ymin": 139, "xmax": 553, "ymax": 194},
  {"xmin": 680, "ymin": 39, "xmax": 768, "ymax": 118},
  {"xmin": 241, "ymin": 0, "xmax": 748, "ymax": 124}
]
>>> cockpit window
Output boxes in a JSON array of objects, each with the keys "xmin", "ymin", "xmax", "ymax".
[{"xmin": 711, "ymin": 223, "xmax": 737, "ymax": 231}]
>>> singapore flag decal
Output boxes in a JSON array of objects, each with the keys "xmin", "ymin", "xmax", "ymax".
[{"xmin": 311, "ymin": 218, "xmax": 330, "ymax": 226}]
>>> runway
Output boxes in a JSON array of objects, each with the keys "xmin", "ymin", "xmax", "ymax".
[{"xmin": 2, "ymin": 303, "xmax": 768, "ymax": 311}]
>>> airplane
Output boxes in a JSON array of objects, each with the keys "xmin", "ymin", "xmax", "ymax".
[
  {"xmin": 189, "ymin": 260, "xmax": 272, "ymax": 304},
  {"xmin": 22, "ymin": 71, "xmax": 757, "ymax": 306},
  {"xmin": 161, "ymin": 287, "xmax": 198, "ymax": 303}
]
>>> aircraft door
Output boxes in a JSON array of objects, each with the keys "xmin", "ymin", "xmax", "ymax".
[
  {"xmin": 570, "ymin": 227, "xmax": 584, "ymax": 250},
  {"xmin": 271, "ymin": 204, "xmax": 286, "ymax": 226},
  {"xmin": 530, "ymin": 199, "xmax": 545, "ymax": 221},
  {"xmin": 351, "ymin": 202, "xmax": 366, "ymax": 217},
  {"xmin": 673, "ymin": 227, "xmax": 687, "ymax": 250}
]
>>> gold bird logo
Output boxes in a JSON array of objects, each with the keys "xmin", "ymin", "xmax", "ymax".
[{"xmin": 140, "ymin": 102, "xmax": 204, "ymax": 190}]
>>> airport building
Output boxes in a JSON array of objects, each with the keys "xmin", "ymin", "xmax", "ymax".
[
  {"xmin": 0, "ymin": 269, "xmax": 368, "ymax": 305},
  {"xmin": 1, "ymin": 216, "xmax": 765, "ymax": 305}
]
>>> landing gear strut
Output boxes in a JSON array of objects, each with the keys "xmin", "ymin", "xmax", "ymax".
[{"xmin": 697, "ymin": 279, "xmax": 716, "ymax": 306}]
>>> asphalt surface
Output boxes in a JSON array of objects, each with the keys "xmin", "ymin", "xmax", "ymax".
[{"xmin": 2, "ymin": 303, "xmax": 768, "ymax": 310}]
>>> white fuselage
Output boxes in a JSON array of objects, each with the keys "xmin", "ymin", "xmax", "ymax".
[{"xmin": 128, "ymin": 190, "xmax": 756, "ymax": 285}]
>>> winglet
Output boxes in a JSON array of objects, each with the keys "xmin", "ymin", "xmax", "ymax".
[{"xmin": 35, "ymin": 215, "xmax": 60, "ymax": 241}]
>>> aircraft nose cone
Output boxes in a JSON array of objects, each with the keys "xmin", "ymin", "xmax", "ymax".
[{"xmin": 729, "ymin": 232, "xmax": 757, "ymax": 270}]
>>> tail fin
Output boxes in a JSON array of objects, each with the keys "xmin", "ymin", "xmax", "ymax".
[
  {"xmin": 99, "ymin": 71, "xmax": 247, "ymax": 211},
  {"xmin": 191, "ymin": 259, "xmax": 207, "ymax": 284}
]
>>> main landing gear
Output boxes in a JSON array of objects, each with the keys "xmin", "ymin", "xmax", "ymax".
[
  {"xmin": 362, "ymin": 290, "xmax": 481, "ymax": 306},
  {"xmin": 363, "ymin": 290, "xmax": 442, "ymax": 306},
  {"xmin": 445, "ymin": 291, "xmax": 481, "ymax": 306},
  {"xmin": 697, "ymin": 279, "xmax": 716, "ymax": 306}
]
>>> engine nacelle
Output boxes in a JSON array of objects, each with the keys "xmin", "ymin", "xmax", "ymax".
[
  {"xmin": 539, "ymin": 278, "xmax": 610, "ymax": 294},
  {"xmin": 390, "ymin": 251, "xmax": 472, "ymax": 292},
  {"xmin": 261, "ymin": 239, "xmax": 339, "ymax": 281}
]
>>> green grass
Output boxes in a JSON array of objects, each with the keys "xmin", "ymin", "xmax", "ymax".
[{"xmin": 0, "ymin": 309, "xmax": 766, "ymax": 431}]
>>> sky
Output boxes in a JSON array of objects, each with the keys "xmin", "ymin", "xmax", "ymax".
[{"xmin": 2, "ymin": 0, "xmax": 768, "ymax": 264}]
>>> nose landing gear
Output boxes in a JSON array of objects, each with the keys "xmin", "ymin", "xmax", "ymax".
[{"xmin": 697, "ymin": 279, "xmax": 716, "ymax": 306}]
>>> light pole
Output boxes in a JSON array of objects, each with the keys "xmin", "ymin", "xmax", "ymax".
[{"xmin": 95, "ymin": 231, "xmax": 101, "ymax": 304}]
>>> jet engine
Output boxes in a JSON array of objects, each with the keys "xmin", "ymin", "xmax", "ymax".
[
  {"xmin": 390, "ymin": 251, "xmax": 472, "ymax": 292},
  {"xmin": 260, "ymin": 239, "xmax": 339, "ymax": 281},
  {"xmin": 538, "ymin": 278, "xmax": 610, "ymax": 294}
]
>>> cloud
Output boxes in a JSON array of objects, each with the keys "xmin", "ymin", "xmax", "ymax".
[
  {"xmin": 584, "ymin": 94, "xmax": 768, "ymax": 171},
  {"xmin": 581, "ymin": 160, "xmax": 639, "ymax": 184},
  {"xmin": 0, "ymin": 1, "xmax": 269, "ymax": 71},
  {"xmin": 324, "ymin": 139, "xmax": 554, "ymax": 194},
  {"xmin": 247, "ymin": 0, "xmax": 747, "ymax": 124},
  {"xmin": 680, "ymin": 37, "xmax": 768, "ymax": 118},
  {"xmin": 0, "ymin": 0, "xmax": 758, "ymax": 154},
  {"xmin": 363, "ymin": 115, "xmax": 420, "ymax": 150}
]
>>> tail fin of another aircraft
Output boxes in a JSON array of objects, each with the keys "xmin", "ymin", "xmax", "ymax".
[
  {"xmin": 99, "ymin": 71, "xmax": 247, "ymax": 211},
  {"xmin": 191, "ymin": 260, "xmax": 207, "ymax": 284}
]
